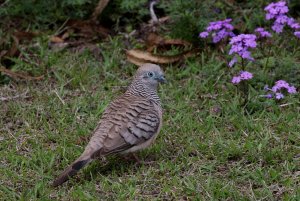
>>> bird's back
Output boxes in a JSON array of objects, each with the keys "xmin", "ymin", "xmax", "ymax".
[{"xmin": 85, "ymin": 93, "xmax": 162, "ymax": 158}]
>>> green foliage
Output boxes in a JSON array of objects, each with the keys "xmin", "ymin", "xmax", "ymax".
[
  {"xmin": 1, "ymin": 0, "xmax": 300, "ymax": 200},
  {"xmin": 274, "ymin": 56, "xmax": 300, "ymax": 84},
  {"xmin": 1, "ymin": 0, "xmax": 299, "ymax": 37},
  {"xmin": 116, "ymin": 0, "xmax": 148, "ymax": 15},
  {"xmin": 163, "ymin": 0, "xmax": 218, "ymax": 43},
  {"xmin": 0, "ymin": 0, "xmax": 97, "ymax": 28},
  {"xmin": 1, "ymin": 39, "xmax": 299, "ymax": 199},
  {"xmin": 101, "ymin": 0, "xmax": 149, "ymax": 30}
]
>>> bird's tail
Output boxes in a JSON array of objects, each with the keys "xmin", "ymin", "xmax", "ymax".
[{"xmin": 52, "ymin": 152, "xmax": 93, "ymax": 187}]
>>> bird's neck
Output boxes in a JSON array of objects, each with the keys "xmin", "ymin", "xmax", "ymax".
[{"xmin": 126, "ymin": 80, "xmax": 161, "ymax": 106}]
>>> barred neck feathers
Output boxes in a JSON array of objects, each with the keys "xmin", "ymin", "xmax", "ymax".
[{"xmin": 126, "ymin": 77, "xmax": 161, "ymax": 106}]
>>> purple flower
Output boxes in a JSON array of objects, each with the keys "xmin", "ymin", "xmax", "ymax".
[
  {"xmin": 264, "ymin": 1, "xmax": 289, "ymax": 20},
  {"xmin": 212, "ymin": 35, "xmax": 221, "ymax": 43},
  {"xmin": 264, "ymin": 85, "xmax": 270, "ymax": 91},
  {"xmin": 199, "ymin": 19, "xmax": 235, "ymax": 43},
  {"xmin": 265, "ymin": 1, "xmax": 300, "ymax": 35},
  {"xmin": 290, "ymin": 22, "xmax": 300, "ymax": 29},
  {"xmin": 287, "ymin": 86, "xmax": 297, "ymax": 94},
  {"xmin": 266, "ymin": 93, "xmax": 273, "ymax": 98},
  {"xmin": 272, "ymin": 80, "xmax": 289, "ymax": 92},
  {"xmin": 231, "ymin": 71, "xmax": 253, "ymax": 84},
  {"xmin": 264, "ymin": 80, "xmax": 297, "ymax": 100},
  {"xmin": 294, "ymin": 32, "xmax": 300, "ymax": 38},
  {"xmin": 255, "ymin": 27, "xmax": 272, "ymax": 38},
  {"xmin": 275, "ymin": 93, "xmax": 284, "ymax": 99},
  {"xmin": 229, "ymin": 34, "xmax": 257, "ymax": 62},
  {"xmin": 207, "ymin": 19, "xmax": 233, "ymax": 31},
  {"xmin": 275, "ymin": 15, "xmax": 290, "ymax": 24},
  {"xmin": 199, "ymin": 31, "xmax": 209, "ymax": 38},
  {"xmin": 240, "ymin": 50, "xmax": 253, "ymax": 60},
  {"xmin": 232, "ymin": 76, "xmax": 241, "ymax": 84},
  {"xmin": 229, "ymin": 56, "xmax": 237, "ymax": 67},
  {"xmin": 271, "ymin": 85, "xmax": 280, "ymax": 92},
  {"xmin": 240, "ymin": 71, "xmax": 253, "ymax": 80},
  {"xmin": 272, "ymin": 23, "xmax": 284, "ymax": 33}
]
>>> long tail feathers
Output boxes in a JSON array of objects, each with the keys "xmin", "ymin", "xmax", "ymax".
[{"xmin": 52, "ymin": 156, "xmax": 92, "ymax": 187}]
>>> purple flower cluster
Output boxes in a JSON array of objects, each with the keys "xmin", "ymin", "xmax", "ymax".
[
  {"xmin": 199, "ymin": 2, "xmax": 299, "ymax": 93},
  {"xmin": 264, "ymin": 80, "xmax": 297, "ymax": 99},
  {"xmin": 264, "ymin": 1, "xmax": 300, "ymax": 35},
  {"xmin": 228, "ymin": 34, "xmax": 257, "ymax": 67},
  {"xmin": 232, "ymin": 71, "xmax": 253, "ymax": 84},
  {"xmin": 265, "ymin": 1, "xmax": 288, "ymax": 20},
  {"xmin": 199, "ymin": 19, "xmax": 235, "ymax": 43},
  {"xmin": 255, "ymin": 27, "xmax": 272, "ymax": 38}
]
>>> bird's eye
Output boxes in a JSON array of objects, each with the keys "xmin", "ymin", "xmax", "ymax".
[{"xmin": 147, "ymin": 72, "xmax": 154, "ymax": 77}]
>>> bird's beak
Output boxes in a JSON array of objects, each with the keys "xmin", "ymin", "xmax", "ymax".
[{"xmin": 156, "ymin": 75, "xmax": 167, "ymax": 84}]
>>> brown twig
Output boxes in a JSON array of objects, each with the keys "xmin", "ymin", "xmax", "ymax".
[
  {"xmin": 91, "ymin": 0, "xmax": 110, "ymax": 21},
  {"xmin": 0, "ymin": 66, "xmax": 44, "ymax": 81}
]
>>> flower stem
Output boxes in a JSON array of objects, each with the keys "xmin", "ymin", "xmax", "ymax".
[
  {"xmin": 263, "ymin": 45, "xmax": 272, "ymax": 73},
  {"xmin": 294, "ymin": 39, "xmax": 299, "ymax": 54},
  {"xmin": 241, "ymin": 58, "xmax": 245, "ymax": 71}
]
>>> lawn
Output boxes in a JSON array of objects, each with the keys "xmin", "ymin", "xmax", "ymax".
[{"xmin": 1, "ymin": 0, "xmax": 300, "ymax": 200}]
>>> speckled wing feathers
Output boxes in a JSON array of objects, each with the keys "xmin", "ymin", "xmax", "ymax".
[{"xmin": 87, "ymin": 95, "xmax": 160, "ymax": 157}]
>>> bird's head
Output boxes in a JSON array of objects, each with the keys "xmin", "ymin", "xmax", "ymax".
[{"xmin": 135, "ymin": 63, "xmax": 166, "ymax": 88}]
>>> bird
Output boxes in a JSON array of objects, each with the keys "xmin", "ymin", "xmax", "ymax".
[{"xmin": 52, "ymin": 63, "xmax": 166, "ymax": 187}]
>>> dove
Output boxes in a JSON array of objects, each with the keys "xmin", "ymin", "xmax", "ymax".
[{"xmin": 52, "ymin": 63, "xmax": 166, "ymax": 187}]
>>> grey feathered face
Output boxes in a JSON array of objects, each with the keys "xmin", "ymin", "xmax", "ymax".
[{"xmin": 137, "ymin": 64, "xmax": 166, "ymax": 88}]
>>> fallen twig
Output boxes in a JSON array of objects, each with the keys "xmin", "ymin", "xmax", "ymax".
[
  {"xmin": 149, "ymin": 0, "xmax": 158, "ymax": 23},
  {"xmin": 279, "ymin": 103, "xmax": 293, "ymax": 107}
]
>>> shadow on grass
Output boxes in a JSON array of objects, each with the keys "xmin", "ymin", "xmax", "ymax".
[{"xmin": 77, "ymin": 150, "xmax": 161, "ymax": 183}]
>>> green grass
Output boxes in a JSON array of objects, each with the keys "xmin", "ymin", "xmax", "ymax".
[{"xmin": 1, "ymin": 34, "xmax": 300, "ymax": 200}]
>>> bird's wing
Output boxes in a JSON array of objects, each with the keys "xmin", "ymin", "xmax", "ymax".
[{"xmin": 87, "ymin": 96, "xmax": 161, "ymax": 157}]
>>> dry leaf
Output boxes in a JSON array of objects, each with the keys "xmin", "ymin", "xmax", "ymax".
[
  {"xmin": 48, "ymin": 20, "xmax": 110, "ymax": 51},
  {"xmin": 1, "ymin": 31, "xmax": 39, "ymax": 60},
  {"xmin": 126, "ymin": 49, "xmax": 196, "ymax": 65},
  {"xmin": 50, "ymin": 36, "xmax": 64, "ymax": 43},
  {"xmin": 127, "ymin": 54, "xmax": 148, "ymax": 66},
  {"xmin": 66, "ymin": 19, "xmax": 110, "ymax": 38},
  {"xmin": 13, "ymin": 31, "xmax": 39, "ymax": 41},
  {"xmin": 61, "ymin": 30, "xmax": 72, "ymax": 40},
  {"xmin": 4, "ymin": 36, "xmax": 19, "ymax": 58}
]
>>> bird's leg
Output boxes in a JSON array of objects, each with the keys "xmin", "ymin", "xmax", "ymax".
[
  {"xmin": 122, "ymin": 153, "xmax": 141, "ymax": 164},
  {"xmin": 131, "ymin": 153, "xmax": 142, "ymax": 164},
  {"xmin": 123, "ymin": 153, "xmax": 154, "ymax": 165}
]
